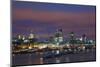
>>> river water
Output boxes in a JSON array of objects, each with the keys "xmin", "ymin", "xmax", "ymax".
[{"xmin": 12, "ymin": 49, "xmax": 96, "ymax": 66}]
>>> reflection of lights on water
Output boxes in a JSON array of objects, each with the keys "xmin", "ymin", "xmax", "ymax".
[
  {"xmin": 55, "ymin": 58, "xmax": 60, "ymax": 63},
  {"xmin": 40, "ymin": 52, "xmax": 43, "ymax": 55},
  {"xmin": 29, "ymin": 54, "xmax": 32, "ymax": 56},
  {"xmin": 40, "ymin": 57, "xmax": 43, "ymax": 64},
  {"xmin": 28, "ymin": 54, "xmax": 32, "ymax": 64},
  {"xmin": 86, "ymin": 49, "xmax": 89, "ymax": 52},
  {"xmin": 65, "ymin": 57, "xmax": 70, "ymax": 62},
  {"xmin": 18, "ymin": 54, "xmax": 20, "ymax": 56},
  {"xmin": 36, "ymin": 52, "xmax": 39, "ymax": 54}
]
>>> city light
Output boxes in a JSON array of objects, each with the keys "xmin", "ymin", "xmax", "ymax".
[{"xmin": 12, "ymin": 29, "xmax": 96, "ymax": 55}]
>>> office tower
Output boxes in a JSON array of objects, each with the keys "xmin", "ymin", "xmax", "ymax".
[
  {"xmin": 69, "ymin": 32, "xmax": 75, "ymax": 44},
  {"xmin": 54, "ymin": 28, "xmax": 63, "ymax": 45}
]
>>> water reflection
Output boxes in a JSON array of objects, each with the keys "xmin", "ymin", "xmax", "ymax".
[
  {"xmin": 55, "ymin": 58, "xmax": 60, "ymax": 63},
  {"xmin": 12, "ymin": 49, "xmax": 96, "ymax": 66},
  {"xmin": 28, "ymin": 54, "xmax": 32, "ymax": 64},
  {"xmin": 40, "ymin": 57, "xmax": 43, "ymax": 64},
  {"xmin": 65, "ymin": 57, "xmax": 70, "ymax": 62}
]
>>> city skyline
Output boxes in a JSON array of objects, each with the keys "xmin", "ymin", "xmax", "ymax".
[{"xmin": 12, "ymin": 1, "xmax": 96, "ymax": 40}]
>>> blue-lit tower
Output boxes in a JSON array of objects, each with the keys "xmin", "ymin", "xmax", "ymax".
[{"xmin": 54, "ymin": 29, "xmax": 63, "ymax": 45}]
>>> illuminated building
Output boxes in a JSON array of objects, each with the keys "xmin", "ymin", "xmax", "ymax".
[
  {"xmin": 81, "ymin": 34, "xmax": 87, "ymax": 43},
  {"xmin": 28, "ymin": 31, "xmax": 35, "ymax": 39},
  {"xmin": 18, "ymin": 35, "xmax": 22, "ymax": 39},
  {"xmin": 54, "ymin": 29, "xmax": 63, "ymax": 45},
  {"xmin": 69, "ymin": 32, "xmax": 75, "ymax": 44},
  {"xmin": 28, "ymin": 31, "xmax": 38, "ymax": 44},
  {"xmin": 22, "ymin": 35, "xmax": 25, "ymax": 40}
]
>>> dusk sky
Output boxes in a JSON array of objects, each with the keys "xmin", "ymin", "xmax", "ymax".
[{"xmin": 12, "ymin": 1, "xmax": 96, "ymax": 40}]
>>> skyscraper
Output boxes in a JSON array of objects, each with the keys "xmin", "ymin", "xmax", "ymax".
[
  {"xmin": 54, "ymin": 29, "xmax": 63, "ymax": 45},
  {"xmin": 81, "ymin": 34, "xmax": 87, "ymax": 44},
  {"xmin": 69, "ymin": 32, "xmax": 75, "ymax": 44}
]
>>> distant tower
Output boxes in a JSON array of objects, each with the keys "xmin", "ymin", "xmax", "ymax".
[
  {"xmin": 28, "ymin": 31, "xmax": 35, "ymax": 39},
  {"xmin": 28, "ymin": 31, "xmax": 37, "ymax": 44},
  {"xmin": 22, "ymin": 35, "xmax": 25, "ymax": 40},
  {"xmin": 70, "ymin": 32, "xmax": 74, "ymax": 40},
  {"xmin": 54, "ymin": 28, "xmax": 63, "ymax": 45},
  {"xmin": 18, "ymin": 35, "xmax": 22, "ymax": 39},
  {"xmin": 69, "ymin": 32, "xmax": 75, "ymax": 44},
  {"xmin": 81, "ymin": 34, "xmax": 87, "ymax": 43},
  {"xmin": 49, "ymin": 36, "xmax": 54, "ymax": 43},
  {"xmin": 17, "ymin": 34, "xmax": 23, "ymax": 45}
]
